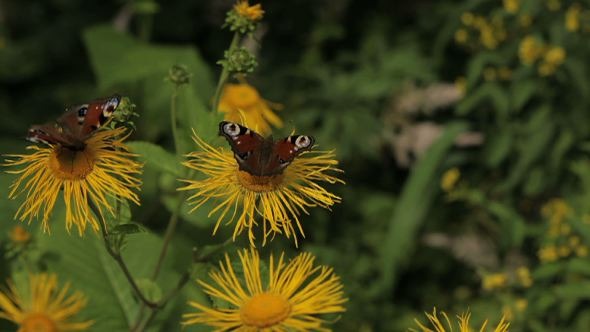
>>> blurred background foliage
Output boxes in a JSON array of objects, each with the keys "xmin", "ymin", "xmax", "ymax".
[{"xmin": 2, "ymin": 0, "xmax": 590, "ymax": 331}]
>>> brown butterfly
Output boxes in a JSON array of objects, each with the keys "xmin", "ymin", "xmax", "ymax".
[
  {"xmin": 26, "ymin": 95, "xmax": 121, "ymax": 151},
  {"xmin": 219, "ymin": 121, "xmax": 314, "ymax": 176}
]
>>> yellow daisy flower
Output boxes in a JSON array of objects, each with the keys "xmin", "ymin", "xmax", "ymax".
[
  {"xmin": 0, "ymin": 273, "xmax": 91, "ymax": 331},
  {"xmin": 219, "ymin": 83, "xmax": 283, "ymax": 137},
  {"xmin": 234, "ymin": 0, "xmax": 265, "ymax": 21},
  {"xmin": 183, "ymin": 248, "xmax": 347, "ymax": 331},
  {"xmin": 179, "ymin": 132, "xmax": 343, "ymax": 246},
  {"xmin": 412, "ymin": 307, "xmax": 509, "ymax": 332},
  {"xmin": 4, "ymin": 127, "xmax": 142, "ymax": 235}
]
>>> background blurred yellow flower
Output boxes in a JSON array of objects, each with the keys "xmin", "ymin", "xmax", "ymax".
[
  {"xmin": 566, "ymin": 4, "xmax": 582, "ymax": 31},
  {"xmin": 234, "ymin": 0, "xmax": 264, "ymax": 21},
  {"xmin": 183, "ymin": 248, "xmax": 347, "ymax": 331},
  {"xmin": 219, "ymin": 83, "xmax": 283, "ymax": 137},
  {"xmin": 519, "ymin": 36, "xmax": 543, "ymax": 65},
  {"xmin": 0, "ymin": 273, "xmax": 91, "ymax": 331},
  {"xmin": 503, "ymin": 0, "xmax": 519, "ymax": 14}
]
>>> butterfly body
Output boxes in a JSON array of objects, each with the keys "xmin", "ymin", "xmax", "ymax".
[
  {"xmin": 27, "ymin": 95, "xmax": 121, "ymax": 150},
  {"xmin": 219, "ymin": 121, "xmax": 314, "ymax": 176}
]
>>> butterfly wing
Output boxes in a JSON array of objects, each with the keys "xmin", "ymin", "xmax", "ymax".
[
  {"xmin": 219, "ymin": 121, "xmax": 268, "ymax": 175},
  {"xmin": 264, "ymin": 135, "xmax": 315, "ymax": 175},
  {"xmin": 77, "ymin": 95, "xmax": 120, "ymax": 138},
  {"xmin": 26, "ymin": 95, "xmax": 121, "ymax": 150}
]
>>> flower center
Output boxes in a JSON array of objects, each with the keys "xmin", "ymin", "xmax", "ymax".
[
  {"xmin": 48, "ymin": 146, "xmax": 95, "ymax": 180},
  {"xmin": 237, "ymin": 170, "xmax": 284, "ymax": 192},
  {"xmin": 20, "ymin": 313, "xmax": 58, "ymax": 332},
  {"xmin": 240, "ymin": 293, "xmax": 291, "ymax": 328}
]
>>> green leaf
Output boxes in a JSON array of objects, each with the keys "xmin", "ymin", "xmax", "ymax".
[
  {"xmin": 379, "ymin": 122, "xmax": 467, "ymax": 292},
  {"xmin": 510, "ymin": 79, "xmax": 537, "ymax": 111},
  {"xmin": 83, "ymin": 25, "xmax": 213, "ymax": 100},
  {"xmin": 136, "ymin": 278, "xmax": 163, "ymax": 302},
  {"xmin": 483, "ymin": 128, "xmax": 513, "ymax": 167},
  {"xmin": 456, "ymin": 82, "xmax": 509, "ymax": 119},
  {"xmin": 111, "ymin": 223, "xmax": 146, "ymax": 235},
  {"xmin": 36, "ymin": 207, "xmax": 180, "ymax": 331},
  {"xmin": 127, "ymin": 141, "xmax": 180, "ymax": 176}
]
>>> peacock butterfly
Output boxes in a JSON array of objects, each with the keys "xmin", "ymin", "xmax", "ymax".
[
  {"xmin": 219, "ymin": 121, "xmax": 315, "ymax": 176},
  {"xmin": 26, "ymin": 95, "xmax": 121, "ymax": 151}
]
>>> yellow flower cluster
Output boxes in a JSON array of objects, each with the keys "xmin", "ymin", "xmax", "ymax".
[
  {"xmin": 456, "ymin": 12, "xmax": 506, "ymax": 49},
  {"xmin": 441, "ymin": 167, "xmax": 460, "ymax": 192},
  {"xmin": 503, "ymin": 0, "xmax": 519, "ymax": 14},
  {"xmin": 482, "ymin": 272, "xmax": 508, "ymax": 291},
  {"xmin": 537, "ymin": 199, "xmax": 589, "ymax": 263},
  {"xmin": 566, "ymin": 4, "xmax": 582, "ymax": 32},
  {"xmin": 518, "ymin": 36, "xmax": 566, "ymax": 76}
]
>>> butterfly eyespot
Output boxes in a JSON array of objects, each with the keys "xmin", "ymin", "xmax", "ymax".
[
  {"xmin": 236, "ymin": 151, "xmax": 250, "ymax": 160},
  {"xmin": 103, "ymin": 98, "xmax": 119, "ymax": 115},
  {"xmin": 294, "ymin": 136, "xmax": 312, "ymax": 149},
  {"xmin": 78, "ymin": 107, "xmax": 88, "ymax": 117},
  {"xmin": 223, "ymin": 122, "xmax": 241, "ymax": 137}
]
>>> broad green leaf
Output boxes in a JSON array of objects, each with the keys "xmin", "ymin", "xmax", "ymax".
[
  {"xmin": 83, "ymin": 25, "xmax": 213, "ymax": 100},
  {"xmin": 127, "ymin": 141, "xmax": 180, "ymax": 176},
  {"xmin": 379, "ymin": 122, "xmax": 467, "ymax": 292},
  {"xmin": 36, "ymin": 207, "xmax": 180, "ymax": 331}
]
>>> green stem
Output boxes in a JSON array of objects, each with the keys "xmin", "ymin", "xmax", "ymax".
[
  {"xmin": 88, "ymin": 199, "xmax": 159, "ymax": 309},
  {"xmin": 211, "ymin": 32, "xmax": 241, "ymax": 112},
  {"xmin": 170, "ymin": 87, "xmax": 180, "ymax": 155}
]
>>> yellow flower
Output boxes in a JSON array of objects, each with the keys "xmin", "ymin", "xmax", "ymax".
[
  {"xmin": 503, "ymin": 0, "xmax": 520, "ymax": 14},
  {"xmin": 518, "ymin": 36, "xmax": 543, "ymax": 65},
  {"xmin": 566, "ymin": 4, "xmax": 582, "ymax": 32},
  {"xmin": 179, "ymin": 132, "xmax": 343, "ymax": 246},
  {"xmin": 544, "ymin": 46, "xmax": 566, "ymax": 65},
  {"xmin": 0, "ymin": 273, "xmax": 91, "ymax": 331},
  {"xmin": 516, "ymin": 266, "xmax": 533, "ymax": 288},
  {"xmin": 4, "ymin": 127, "xmax": 142, "ymax": 235},
  {"xmin": 441, "ymin": 167, "xmax": 460, "ymax": 192},
  {"xmin": 519, "ymin": 14, "xmax": 533, "ymax": 27},
  {"xmin": 515, "ymin": 298, "xmax": 528, "ymax": 312},
  {"xmin": 234, "ymin": 0, "xmax": 264, "ymax": 21},
  {"xmin": 182, "ymin": 248, "xmax": 347, "ymax": 331},
  {"xmin": 9, "ymin": 225, "xmax": 31, "ymax": 245},
  {"xmin": 538, "ymin": 245, "xmax": 559, "ymax": 262},
  {"xmin": 454, "ymin": 77, "xmax": 467, "ymax": 97},
  {"xmin": 482, "ymin": 273, "xmax": 508, "ymax": 291},
  {"xmin": 480, "ymin": 26, "xmax": 498, "ymax": 49},
  {"xmin": 454, "ymin": 29, "xmax": 468, "ymax": 44},
  {"xmin": 461, "ymin": 12, "xmax": 475, "ymax": 26},
  {"xmin": 576, "ymin": 245, "xmax": 588, "ymax": 257},
  {"xmin": 541, "ymin": 198, "xmax": 570, "ymax": 224},
  {"xmin": 412, "ymin": 307, "xmax": 509, "ymax": 332},
  {"xmin": 219, "ymin": 83, "xmax": 283, "ymax": 137}
]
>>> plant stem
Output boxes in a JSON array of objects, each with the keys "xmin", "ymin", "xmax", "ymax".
[
  {"xmin": 88, "ymin": 199, "xmax": 159, "ymax": 309},
  {"xmin": 170, "ymin": 87, "xmax": 180, "ymax": 155},
  {"xmin": 211, "ymin": 32, "xmax": 240, "ymax": 112}
]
